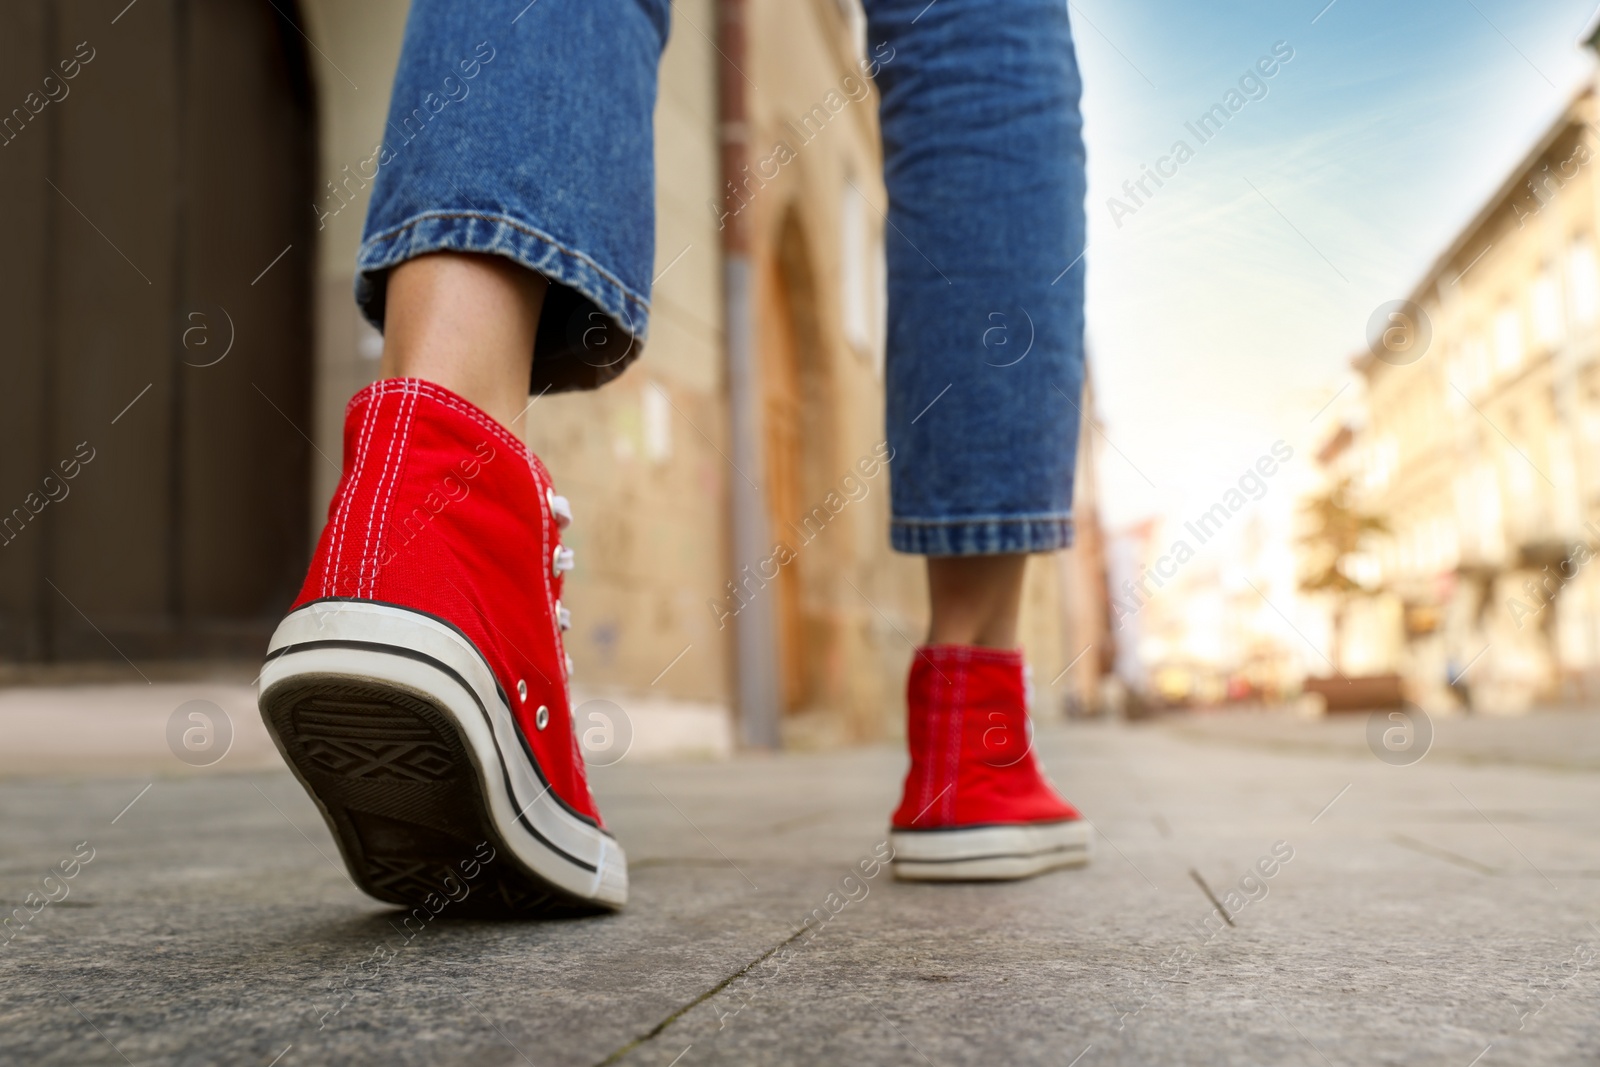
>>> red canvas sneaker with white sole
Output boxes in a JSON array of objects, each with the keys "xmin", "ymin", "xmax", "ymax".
[
  {"xmin": 256, "ymin": 377, "xmax": 625, "ymax": 916},
  {"xmin": 889, "ymin": 645, "xmax": 1091, "ymax": 881}
]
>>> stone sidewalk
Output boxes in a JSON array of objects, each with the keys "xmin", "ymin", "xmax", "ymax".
[{"xmin": 1, "ymin": 710, "xmax": 1598, "ymax": 1065}]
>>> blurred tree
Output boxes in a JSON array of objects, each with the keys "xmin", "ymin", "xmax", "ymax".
[{"xmin": 1298, "ymin": 476, "xmax": 1389, "ymax": 673}]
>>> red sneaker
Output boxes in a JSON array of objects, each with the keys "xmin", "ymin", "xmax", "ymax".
[
  {"xmin": 889, "ymin": 645, "xmax": 1091, "ymax": 881},
  {"xmin": 257, "ymin": 378, "xmax": 625, "ymax": 916}
]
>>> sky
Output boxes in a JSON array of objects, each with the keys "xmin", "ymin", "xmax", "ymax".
[{"xmin": 1071, "ymin": 0, "xmax": 1600, "ymax": 532}]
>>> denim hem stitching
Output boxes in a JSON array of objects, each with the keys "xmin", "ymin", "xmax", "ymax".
[
  {"xmin": 889, "ymin": 515, "xmax": 1075, "ymax": 556},
  {"xmin": 356, "ymin": 209, "xmax": 652, "ymax": 334}
]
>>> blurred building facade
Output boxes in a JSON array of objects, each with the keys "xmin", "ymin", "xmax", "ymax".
[
  {"xmin": 1, "ymin": 0, "xmax": 1110, "ymax": 747},
  {"xmin": 1324, "ymin": 47, "xmax": 1600, "ymax": 713}
]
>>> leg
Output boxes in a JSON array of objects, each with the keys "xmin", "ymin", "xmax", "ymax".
[
  {"xmin": 926, "ymin": 554, "xmax": 1027, "ymax": 649},
  {"xmin": 866, "ymin": 0, "xmax": 1091, "ymax": 881},
  {"xmin": 866, "ymin": 0, "xmax": 1087, "ymax": 558},
  {"xmin": 259, "ymin": 0, "xmax": 671, "ymax": 918},
  {"xmin": 381, "ymin": 253, "xmax": 547, "ymax": 430},
  {"xmin": 354, "ymin": 0, "xmax": 669, "ymax": 397}
]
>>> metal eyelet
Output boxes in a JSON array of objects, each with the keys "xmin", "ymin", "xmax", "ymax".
[
  {"xmin": 535, "ymin": 704, "xmax": 549, "ymax": 730},
  {"xmin": 516, "ymin": 679, "xmax": 528, "ymax": 703}
]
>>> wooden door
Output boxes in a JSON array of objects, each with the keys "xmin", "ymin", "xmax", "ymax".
[
  {"xmin": 759, "ymin": 242, "xmax": 808, "ymax": 711},
  {"xmin": 758, "ymin": 211, "xmax": 833, "ymax": 713},
  {"xmin": 0, "ymin": 0, "xmax": 315, "ymax": 663}
]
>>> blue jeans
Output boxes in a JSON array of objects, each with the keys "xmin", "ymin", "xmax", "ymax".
[{"xmin": 356, "ymin": 0, "xmax": 1086, "ymax": 556}]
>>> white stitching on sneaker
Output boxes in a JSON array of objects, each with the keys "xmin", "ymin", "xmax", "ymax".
[
  {"xmin": 344, "ymin": 379, "xmax": 522, "ymax": 460},
  {"xmin": 363, "ymin": 383, "xmax": 403, "ymax": 598},
  {"xmin": 363, "ymin": 380, "xmax": 418, "ymax": 597},
  {"xmin": 929, "ymin": 656, "xmax": 949, "ymax": 820},
  {"xmin": 946, "ymin": 648, "xmax": 968, "ymax": 824},
  {"xmin": 327, "ymin": 386, "xmax": 380, "ymax": 596},
  {"xmin": 407, "ymin": 380, "xmax": 529, "ymax": 460},
  {"xmin": 359, "ymin": 380, "xmax": 409, "ymax": 599}
]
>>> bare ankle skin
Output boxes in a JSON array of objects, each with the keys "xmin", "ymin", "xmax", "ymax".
[
  {"xmin": 380, "ymin": 252, "xmax": 547, "ymax": 430},
  {"xmin": 925, "ymin": 554, "xmax": 1028, "ymax": 649}
]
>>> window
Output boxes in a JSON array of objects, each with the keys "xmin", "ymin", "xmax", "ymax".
[
  {"xmin": 1493, "ymin": 304, "xmax": 1523, "ymax": 374},
  {"xmin": 1571, "ymin": 237, "xmax": 1600, "ymax": 325},
  {"xmin": 1475, "ymin": 463, "xmax": 1504, "ymax": 560},
  {"xmin": 841, "ymin": 178, "xmax": 868, "ymax": 351},
  {"xmin": 1532, "ymin": 267, "xmax": 1563, "ymax": 347},
  {"xmin": 1450, "ymin": 334, "xmax": 1490, "ymax": 399},
  {"xmin": 840, "ymin": 177, "xmax": 885, "ymax": 370},
  {"xmin": 643, "ymin": 382, "xmax": 671, "ymax": 463}
]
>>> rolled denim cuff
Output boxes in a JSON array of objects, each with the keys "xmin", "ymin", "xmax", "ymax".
[
  {"xmin": 355, "ymin": 210, "xmax": 649, "ymax": 394},
  {"xmin": 874, "ymin": 0, "xmax": 1087, "ymax": 561},
  {"xmin": 354, "ymin": 0, "xmax": 666, "ymax": 394},
  {"xmin": 890, "ymin": 514, "xmax": 1075, "ymax": 556}
]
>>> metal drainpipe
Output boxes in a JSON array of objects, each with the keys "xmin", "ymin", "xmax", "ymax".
[{"xmin": 717, "ymin": 0, "xmax": 783, "ymax": 748}]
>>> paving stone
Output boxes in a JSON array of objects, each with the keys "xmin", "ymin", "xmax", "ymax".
[{"xmin": 1, "ymin": 715, "xmax": 1597, "ymax": 1065}]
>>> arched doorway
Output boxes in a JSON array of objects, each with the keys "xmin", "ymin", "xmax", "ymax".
[
  {"xmin": 0, "ymin": 0, "xmax": 316, "ymax": 663},
  {"xmin": 758, "ymin": 208, "xmax": 832, "ymax": 713}
]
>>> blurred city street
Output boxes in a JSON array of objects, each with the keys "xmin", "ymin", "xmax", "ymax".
[{"xmin": 3, "ymin": 697, "xmax": 1598, "ymax": 1066}]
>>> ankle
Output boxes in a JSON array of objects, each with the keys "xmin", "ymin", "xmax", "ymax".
[
  {"xmin": 925, "ymin": 628, "xmax": 1018, "ymax": 650},
  {"xmin": 380, "ymin": 252, "xmax": 546, "ymax": 430},
  {"xmin": 925, "ymin": 553, "xmax": 1027, "ymax": 650}
]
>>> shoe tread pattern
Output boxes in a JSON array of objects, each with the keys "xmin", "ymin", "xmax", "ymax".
[{"xmin": 264, "ymin": 678, "xmax": 599, "ymax": 919}]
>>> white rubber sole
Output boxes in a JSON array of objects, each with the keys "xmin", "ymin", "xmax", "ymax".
[
  {"xmin": 889, "ymin": 819, "xmax": 1092, "ymax": 882},
  {"xmin": 257, "ymin": 599, "xmax": 626, "ymax": 915}
]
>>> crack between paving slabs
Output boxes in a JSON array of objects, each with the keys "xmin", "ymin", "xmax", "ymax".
[{"xmin": 589, "ymin": 925, "xmax": 812, "ymax": 1066}]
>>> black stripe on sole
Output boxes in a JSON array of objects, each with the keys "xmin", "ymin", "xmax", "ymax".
[
  {"xmin": 889, "ymin": 819, "xmax": 1084, "ymax": 834},
  {"xmin": 892, "ymin": 843, "xmax": 1090, "ymax": 865},
  {"xmin": 261, "ymin": 675, "xmax": 602, "ymax": 919}
]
